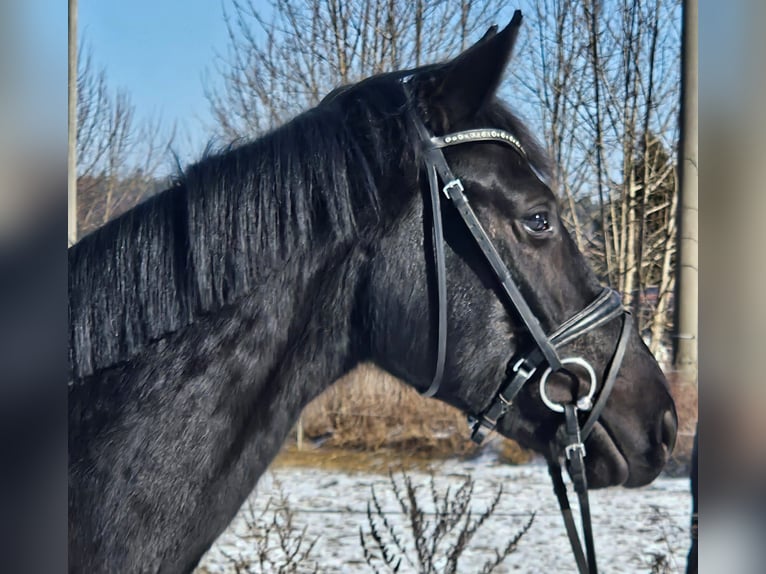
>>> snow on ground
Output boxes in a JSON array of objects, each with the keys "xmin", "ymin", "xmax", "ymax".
[{"xmin": 197, "ymin": 456, "xmax": 692, "ymax": 573}]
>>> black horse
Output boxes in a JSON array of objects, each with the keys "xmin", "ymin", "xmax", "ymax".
[{"xmin": 69, "ymin": 14, "xmax": 677, "ymax": 573}]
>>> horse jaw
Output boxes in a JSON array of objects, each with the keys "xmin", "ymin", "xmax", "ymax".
[{"xmin": 582, "ymin": 422, "xmax": 629, "ymax": 488}]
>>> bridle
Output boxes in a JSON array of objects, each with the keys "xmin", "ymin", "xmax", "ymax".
[{"xmin": 406, "ymin": 98, "xmax": 634, "ymax": 574}]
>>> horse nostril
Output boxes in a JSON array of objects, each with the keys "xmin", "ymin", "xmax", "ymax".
[{"xmin": 661, "ymin": 409, "xmax": 678, "ymax": 454}]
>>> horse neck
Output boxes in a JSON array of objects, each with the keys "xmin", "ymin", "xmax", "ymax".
[
  {"xmin": 70, "ymin": 230, "xmax": 368, "ymax": 444},
  {"xmin": 68, "ymin": 234, "xmax": 368, "ymax": 572}
]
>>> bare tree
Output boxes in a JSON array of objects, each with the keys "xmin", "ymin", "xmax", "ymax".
[
  {"xmin": 207, "ymin": 0, "xmax": 511, "ymax": 140},
  {"xmin": 515, "ymin": 0, "xmax": 592, "ymax": 253},
  {"xmin": 76, "ymin": 42, "xmax": 175, "ymax": 236},
  {"xmin": 514, "ymin": 0, "xmax": 682, "ymax": 354},
  {"xmin": 600, "ymin": 0, "xmax": 681, "ymax": 353}
]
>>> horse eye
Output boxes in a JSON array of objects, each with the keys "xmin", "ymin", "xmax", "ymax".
[{"xmin": 522, "ymin": 212, "xmax": 551, "ymax": 235}]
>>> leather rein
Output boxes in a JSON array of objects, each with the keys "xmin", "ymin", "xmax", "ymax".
[{"xmin": 407, "ymin": 103, "xmax": 633, "ymax": 574}]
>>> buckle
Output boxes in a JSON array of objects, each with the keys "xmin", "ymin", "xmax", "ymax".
[
  {"xmin": 470, "ymin": 420, "xmax": 492, "ymax": 444},
  {"xmin": 564, "ymin": 442, "xmax": 586, "ymax": 461},
  {"xmin": 468, "ymin": 415, "xmax": 495, "ymax": 445},
  {"xmin": 513, "ymin": 358, "xmax": 536, "ymax": 380},
  {"xmin": 442, "ymin": 179, "xmax": 464, "ymax": 198}
]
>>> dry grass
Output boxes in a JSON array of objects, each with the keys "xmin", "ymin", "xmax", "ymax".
[
  {"xmin": 300, "ymin": 364, "xmax": 483, "ymax": 457},
  {"xmin": 496, "ymin": 438, "xmax": 534, "ymax": 465},
  {"xmin": 273, "ymin": 445, "xmax": 440, "ymax": 474},
  {"xmin": 664, "ymin": 369, "xmax": 698, "ymax": 474}
]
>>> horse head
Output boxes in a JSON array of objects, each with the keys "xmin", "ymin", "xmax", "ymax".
[{"xmin": 334, "ymin": 13, "xmax": 679, "ymax": 489}]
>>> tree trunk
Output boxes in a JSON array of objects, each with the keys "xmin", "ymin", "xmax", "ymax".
[
  {"xmin": 673, "ymin": 0, "xmax": 698, "ymax": 382},
  {"xmin": 68, "ymin": 0, "xmax": 78, "ymax": 246},
  {"xmin": 650, "ymin": 173, "xmax": 678, "ymax": 356}
]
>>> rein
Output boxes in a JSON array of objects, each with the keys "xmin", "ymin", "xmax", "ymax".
[{"xmin": 407, "ymin": 102, "xmax": 633, "ymax": 574}]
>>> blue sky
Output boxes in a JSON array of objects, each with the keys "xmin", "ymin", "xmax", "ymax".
[{"xmin": 79, "ymin": 0, "xmax": 235, "ymax": 164}]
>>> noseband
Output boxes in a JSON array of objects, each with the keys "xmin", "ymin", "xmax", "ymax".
[{"xmin": 407, "ymin": 101, "xmax": 633, "ymax": 574}]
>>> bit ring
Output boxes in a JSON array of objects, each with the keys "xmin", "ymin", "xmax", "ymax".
[{"xmin": 539, "ymin": 357, "xmax": 597, "ymax": 413}]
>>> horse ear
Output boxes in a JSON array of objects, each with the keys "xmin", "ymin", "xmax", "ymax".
[
  {"xmin": 416, "ymin": 11, "xmax": 522, "ymax": 131},
  {"xmin": 478, "ymin": 24, "xmax": 499, "ymax": 43}
]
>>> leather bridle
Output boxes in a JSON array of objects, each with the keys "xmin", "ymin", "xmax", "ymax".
[{"xmin": 406, "ymin": 99, "xmax": 634, "ymax": 574}]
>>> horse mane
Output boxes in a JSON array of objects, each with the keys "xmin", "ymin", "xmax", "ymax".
[{"xmin": 68, "ymin": 69, "xmax": 550, "ymax": 380}]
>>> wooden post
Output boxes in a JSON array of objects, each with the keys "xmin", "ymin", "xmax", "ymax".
[
  {"xmin": 674, "ymin": 0, "xmax": 698, "ymax": 382},
  {"xmin": 68, "ymin": 0, "xmax": 78, "ymax": 247}
]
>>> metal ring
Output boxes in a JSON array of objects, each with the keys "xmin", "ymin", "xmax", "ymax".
[{"xmin": 539, "ymin": 357, "xmax": 598, "ymax": 413}]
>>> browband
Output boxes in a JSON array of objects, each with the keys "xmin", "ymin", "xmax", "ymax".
[{"xmin": 430, "ymin": 128, "xmax": 527, "ymax": 157}]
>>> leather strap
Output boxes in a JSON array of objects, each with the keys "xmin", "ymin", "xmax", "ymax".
[
  {"xmin": 581, "ymin": 312, "xmax": 632, "ymax": 439},
  {"xmin": 411, "ymin": 116, "xmax": 564, "ymax": 376},
  {"xmin": 546, "ymin": 405, "xmax": 599, "ymax": 574},
  {"xmin": 430, "ymin": 128, "xmax": 527, "ymax": 157},
  {"xmin": 550, "ymin": 289, "xmax": 624, "ymax": 348},
  {"xmin": 541, "ymin": 312, "xmax": 633, "ymax": 574},
  {"xmin": 444, "ymin": 184, "xmax": 563, "ymax": 371},
  {"xmin": 563, "ymin": 404, "xmax": 598, "ymax": 574},
  {"xmin": 470, "ymin": 288, "xmax": 626, "ymax": 443},
  {"xmin": 548, "ymin": 451, "xmax": 590, "ymax": 574},
  {"xmin": 422, "ymin": 164, "xmax": 448, "ymax": 397},
  {"xmin": 410, "ymin": 114, "xmax": 564, "ymax": 398},
  {"xmin": 405, "ymin": 97, "xmax": 633, "ymax": 574}
]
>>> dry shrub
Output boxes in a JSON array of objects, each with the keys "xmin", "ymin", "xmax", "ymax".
[
  {"xmin": 298, "ymin": 365, "xmax": 567, "ymax": 464},
  {"xmin": 496, "ymin": 439, "xmax": 534, "ymax": 465},
  {"xmin": 301, "ymin": 364, "xmax": 481, "ymax": 456},
  {"xmin": 642, "ymin": 504, "xmax": 686, "ymax": 574},
  {"xmin": 361, "ymin": 472, "xmax": 534, "ymax": 574},
  {"xmin": 211, "ymin": 479, "xmax": 321, "ymax": 574}
]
